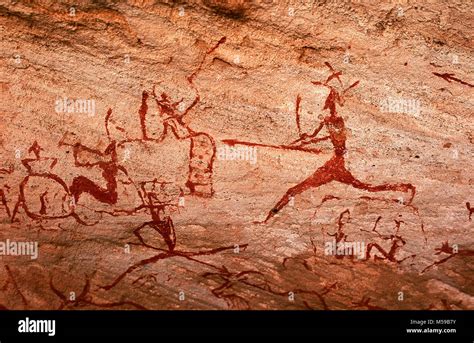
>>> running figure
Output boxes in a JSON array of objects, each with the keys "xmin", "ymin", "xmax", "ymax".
[
  {"xmin": 58, "ymin": 136, "xmax": 127, "ymax": 206},
  {"xmin": 262, "ymin": 62, "xmax": 416, "ymax": 223}
]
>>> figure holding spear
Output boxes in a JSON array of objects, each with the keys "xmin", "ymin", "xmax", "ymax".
[{"xmin": 228, "ymin": 62, "xmax": 417, "ymax": 223}]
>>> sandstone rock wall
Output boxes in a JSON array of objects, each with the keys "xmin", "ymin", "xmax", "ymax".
[{"xmin": 0, "ymin": 0, "xmax": 472, "ymax": 309}]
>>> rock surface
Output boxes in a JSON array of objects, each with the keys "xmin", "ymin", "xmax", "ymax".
[{"xmin": 0, "ymin": 0, "xmax": 472, "ymax": 309}]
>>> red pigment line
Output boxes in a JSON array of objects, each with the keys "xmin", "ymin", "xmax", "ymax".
[
  {"xmin": 188, "ymin": 36, "xmax": 226, "ymax": 83},
  {"xmin": 49, "ymin": 278, "xmax": 68, "ymax": 307},
  {"xmin": 208, "ymin": 36, "xmax": 226, "ymax": 54},
  {"xmin": 295, "ymin": 95, "xmax": 302, "ymax": 136},
  {"xmin": 433, "ymin": 72, "xmax": 474, "ymax": 88},
  {"xmin": 221, "ymin": 139, "xmax": 322, "ymax": 154},
  {"xmin": 324, "ymin": 62, "xmax": 343, "ymax": 87},
  {"xmin": 343, "ymin": 80, "xmax": 360, "ymax": 95},
  {"xmin": 104, "ymin": 108, "xmax": 113, "ymax": 140},
  {"xmin": 289, "ymin": 121, "xmax": 327, "ymax": 146},
  {"xmin": 394, "ymin": 219, "xmax": 404, "ymax": 235},
  {"xmin": 138, "ymin": 91, "xmax": 149, "ymax": 139},
  {"xmin": 372, "ymin": 216, "xmax": 382, "ymax": 232},
  {"xmin": 28, "ymin": 141, "xmax": 42, "ymax": 159},
  {"xmin": 466, "ymin": 202, "xmax": 473, "ymax": 221},
  {"xmin": 309, "ymin": 237, "xmax": 317, "ymax": 255},
  {"xmin": 312, "ymin": 195, "xmax": 341, "ymax": 219},
  {"xmin": 39, "ymin": 191, "xmax": 48, "ymax": 215}
]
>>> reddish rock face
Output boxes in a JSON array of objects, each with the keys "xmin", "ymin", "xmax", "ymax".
[{"xmin": 0, "ymin": 1, "xmax": 472, "ymax": 310}]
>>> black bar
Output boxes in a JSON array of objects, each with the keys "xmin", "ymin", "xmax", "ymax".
[{"xmin": 0, "ymin": 310, "xmax": 472, "ymax": 340}]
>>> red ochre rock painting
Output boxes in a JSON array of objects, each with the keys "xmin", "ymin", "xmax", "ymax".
[{"xmin": 0, "ymin": 1, "xmax": 472, "ymax": 310}]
